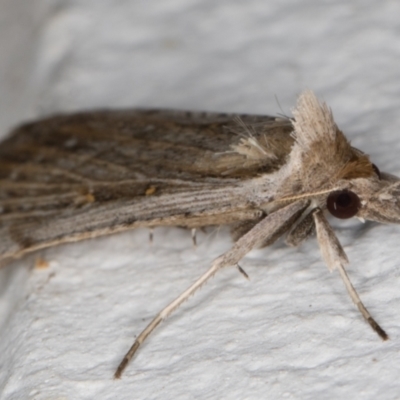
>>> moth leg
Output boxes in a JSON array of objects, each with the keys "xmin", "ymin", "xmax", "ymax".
[
  {"xmin": 230, "ymin": 205, "xmax": 308, "ymax": 249},
  {"xmin": 114, "ymin": 199, "xmax": 308, "ymax": 379},
  {"xmin": 237, "ymin": 264, "xmax": 250, "ymax": 279},
  {"xmin": 230, "ymin": 217, "xmax": 264, "ymax": 242},
  {"xmin": 313, "ymin": 209, "xmax": 388, "ymax": 340},
  {"xmin": 114, "ymin": 254, "xmax": 225, "ymax": 379},
  {"xmin": 286, "ymin": 212, "xmax": 315, "ymax": 247},
  {"xmin": 336, "ymin": 258, "xmax": 388, "ymax": 340},
  {"xmin": 191, "ymin": 228, "xmax": 197, "ymax": 247},
  {"xmin": 149, "ymin": 228, "xmax": 154, "ymax": 245}
]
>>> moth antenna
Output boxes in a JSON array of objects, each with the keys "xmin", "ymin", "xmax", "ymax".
[
  {"xmin": 313, "ymin": 209, "xmax": 388, "ymax": 340},
  {"xmin": 237, "ymin": 264, "xmax": 250, "ymax": 280},
  {"xmin": 114, "ymin": 200, "xmax": 307, "ymax": 378},
  {"xmin": 191, "ymin": 228, "xmax": 197, "ymax": 248},
  {"xmin": 277, "ymin": 187, "xmax": 340, "ymax": 203}
]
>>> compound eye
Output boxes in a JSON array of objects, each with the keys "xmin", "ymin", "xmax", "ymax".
[
  {"xmin": 372, "ymin": 163, "xmax": 381, "ymax": 179},
  {"xmin": 326, "ymin": 189, "xmax": 361, "ymax": 219}
]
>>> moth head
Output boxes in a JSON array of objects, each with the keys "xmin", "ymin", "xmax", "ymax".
[{"xmin": 325, "ymin": 172, "xmax": 400, "ymax": 224}]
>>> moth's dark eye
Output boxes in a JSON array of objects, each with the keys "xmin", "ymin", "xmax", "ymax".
[
  {"xmin": 372, "ymin": 163, "xmax": 381, "ymax": 179},
  {"xmin": 326, "ymin": 190, "xmax": 361, "ymax": 219}
]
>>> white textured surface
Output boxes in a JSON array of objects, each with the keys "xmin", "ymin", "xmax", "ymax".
[{"xmin": 1, "ymin": 1, "xmax": 400, "ymax": 399}]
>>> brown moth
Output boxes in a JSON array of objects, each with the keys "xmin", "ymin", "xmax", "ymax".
[{"xmin": 0, "ymin": 91, "xmax": 398, "ymax": 378}]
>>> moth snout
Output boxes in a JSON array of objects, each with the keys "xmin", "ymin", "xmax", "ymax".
[{"xmin": 359, "ymin": 181, "xmax": 400, "ymax": 224}]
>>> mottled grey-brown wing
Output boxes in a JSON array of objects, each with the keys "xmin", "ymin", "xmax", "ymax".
[{"xmin": 0, "ymin": 109, "xmax": 293, "ymax": 261}]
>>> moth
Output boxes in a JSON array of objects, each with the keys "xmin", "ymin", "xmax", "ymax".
[{"xmin": 0, "ymin": 91, "xmax": 398, "ymax": 378}]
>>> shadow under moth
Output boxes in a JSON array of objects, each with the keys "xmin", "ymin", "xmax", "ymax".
[{"xmin": 0, "ymin": 90, "xmax": 398, "ymax": 378}]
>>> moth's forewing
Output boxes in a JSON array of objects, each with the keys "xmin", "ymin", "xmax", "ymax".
[{"xmin": 0, "ymin": 110, "xmax": 294, "ymax": 262}]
